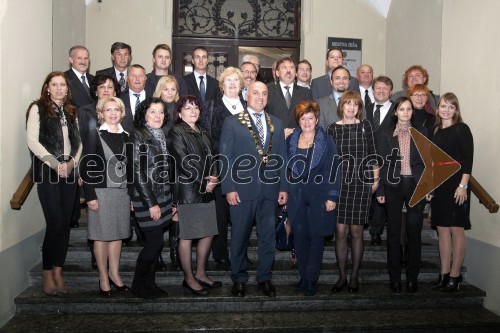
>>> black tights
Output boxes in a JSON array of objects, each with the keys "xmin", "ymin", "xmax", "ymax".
[
  {"xmin": 335, "ymin": 224, "xmax": 364, "ymax": 285},
  {"xmin": 138, "ymin": 228, "xmax": 164, "ymax": 263}
]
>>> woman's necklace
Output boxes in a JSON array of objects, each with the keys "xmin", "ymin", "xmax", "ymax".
[{"xmin": 223, "ymin": 95, "xmax": 241, "ymax": 110}]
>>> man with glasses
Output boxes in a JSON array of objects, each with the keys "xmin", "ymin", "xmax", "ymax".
[
  {"xmin": 296, "ymin": 59, "xmax": 312, "ymax": 89},
  {"xmin": 240, "ymin": 61, "xmax": 258, "ymax": 100}
]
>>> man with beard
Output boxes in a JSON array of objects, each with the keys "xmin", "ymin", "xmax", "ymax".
[
  {"xmin": 317, "ymin": 66, "xmax": 352, "ymax": 130},
  {"xmin": 266, "ymin": 57, "xmax": 312, "ymax": 138}
]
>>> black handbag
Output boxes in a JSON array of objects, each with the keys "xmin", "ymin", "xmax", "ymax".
[{"xmin": 275, "ymin": 206, "xmax": 294, "ymax": 251}]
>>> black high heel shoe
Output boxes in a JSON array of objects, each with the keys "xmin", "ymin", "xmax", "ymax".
[
  {"xmin": 182, "ymin": 280, "xmax": 209, "ymax": 296},
  {"xmin": 109, "ymin": 277, "xmax": 130, "ymax": 292},
  {"xmin": 347, "ymin": 278, "xmax": 359, "ymax": 293},
  {"xmin": 331, "ymin": 278, "xmax": 347, "ymax": 293},
  {"xmin": 431, "ymin": 273, "xmax": 450, "ymax": 290},
  {"xmin": 99, "ymin": 281, "xmax": 112, "ymax": 298},
  {"xmin": 441, "ymin": 274, "xmax": 462, "ymax": 292},
  {"xmin": 196, "ymin": 278, "xmax": 222, "ymax": 289}
]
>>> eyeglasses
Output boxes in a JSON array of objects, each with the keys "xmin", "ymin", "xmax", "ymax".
[
  {"xmin": 104, "ymin": 108, "xmax": 121, "ymax": 113},
  {"xmin": 411, "ymin": 93, "xmax": 427, "ymax": 99},
  {"xmin": 182, "ymin": 106, "xmax": 199, "ymax": 111},
  {"xmin": 298, "ymin": 68, "xmax": 311, "ymax": 73},
  {"xmin": 241, "ymin": 70, "xmax": 257, "ymax": 75}
]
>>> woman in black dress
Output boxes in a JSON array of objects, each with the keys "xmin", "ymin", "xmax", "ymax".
[
  {"xmin": 327, "ymin": 90, "xmax": 379, "ymax": 293},
  {"xmin": 430, "ymin": 93, "xmax": 473, "ymax": 292}
]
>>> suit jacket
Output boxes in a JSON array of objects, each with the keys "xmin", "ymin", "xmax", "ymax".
[
  {"xmin": 317, "ymin": 94, "xmax": 339, "ymax": 130},
  {"xmin": 77, "ymin": 102, "xmax": 98, "ymax": 150},
  {"xmin": 183, "ymin": 72, "xmax": 220, "ymax": 103},
  {"xmin": 365, "ymin": 101, "xmax": 395, "ymax": 150},
  {"xmin": 65, "ymin": 69, "xmax": 94, "ymax": 108},
  {"xmin": 220, "ymin": 110, "xmax": 288, "ymax": 201},
  {"xmin": 266, "ymin": 83, "xmax": 312, "ymax": 129},
  {"xmin": 95, "ymin": 67, "xmax": 128, "ymax": 91},
  {"xmin": 310, "ymin": 73, "xmax": 359, "ymax": 101},
  {"xmin": 120, "ymin": 89, "xmax": 149, "ymax": 134},
  {"xmin": 145, "ymin": 71, "xmax": 188, "ymax": 97}
]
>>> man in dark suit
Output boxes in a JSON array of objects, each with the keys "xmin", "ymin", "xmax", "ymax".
[
  {"xmin": 145, "ymin": 43, "xmax": 188, "ymax": 97},
  {"xmin": 310, "ymin": 47, "xmax": 359, "ymax": 101},
  {"xmin": 266, "ymin": 57, "xmax": 312, "ymax": 138},
  {"xmin": 356, "ymin": 64, "xmax": 375, "ymax": 110},
  {"xmin": 65, "ymin": 46, "xmax": 94, "ymax": 108},
  {"xmin": 220, "ymin": 81, "xmax": 288, "ymax": 298},
  {"xmin": 317, "ymin": 66, "xmax": 352, "ymax": 130},
  {"xmin": 95, "ymin": 42, "xmax": 131, "ymax": 93},
  {"xmin": 365, "ymin": 75, "xmax": 395, "ymax": 246},
  {"xmin": 120, "ymin": 64, "xmax": 148, "ymax": 133},
  {"xmin": 183, "ymin": 46, "xmax": 220, "ymax": 103}
]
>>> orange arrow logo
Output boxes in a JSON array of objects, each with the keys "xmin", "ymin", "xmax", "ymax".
[{"xmin": 408, "ymin": 127, "xmax": 461, "ymax": 207}]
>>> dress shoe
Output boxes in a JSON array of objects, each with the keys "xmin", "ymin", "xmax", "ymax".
[
  {"xmin": 196, "ymin": 278, "xmax": 222, "ymax": 289},
  {"xmin": 406, "ymin": 281, "xmax": 418, "ymax": 293},
  {"xmin": 331, "ymin": 279, "xmax": 347, "ymax": 293},
  {"xmin": 441, "ymin": 274, "xmax": 462, "ymax": 292},
  {"xmin": 99, "ymin": 281, "xmax": 112, "ymax": 298},
  {"xmin": 182, "ymin": 280, "xmax": 209, "ymax": 296},
  {"xmin": 347, "ymin": 278, "xmax": 359, "ymax": 293},
  {"xmin": 214, "ymin": 259, "xmax": 231, "ymax": 271},
  {"xmin": 258, "ymin": 280, "xmax": 276, "ymax": 297},
  {"xmin": 431, "ymin": 272, "xmax": 450, "ymax": 290},
  {"xmin": 390, "ymin": 281, "xmax": 402, "ymax": 293},
  {"xmin": 294, "ymin": 278, "xmax": 307, "ymax": 292},
  {"xmin": 371, "ymin": 235, "xmax": 382, "ymax": 246},
  {"xmin": 231, "ymin": 282, "xmax": 246, "ymax": 297},
  {"xmin": 109, "ymin": 277, "xmax": 130, "ymax": 292}
]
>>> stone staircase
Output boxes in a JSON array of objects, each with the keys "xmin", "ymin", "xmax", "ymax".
[{"xmin": 2, "ymin": 209, "xmax": 500, "ymax": 332}]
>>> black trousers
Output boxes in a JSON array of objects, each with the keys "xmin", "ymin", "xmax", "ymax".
[
  {"xmin": 211, "ymin": 186, "xmax": 230, "ymax": 261},
  {"xmin": 385, "ymin": 176, "xmax": 425, "ymax": 282},
  {"xmin": 370, "ymin": 196, "xmax": 386, "ymax": 237},
  {"xmin": 37, "ymin": 178, "xmax": 78, "ymax": 270}
]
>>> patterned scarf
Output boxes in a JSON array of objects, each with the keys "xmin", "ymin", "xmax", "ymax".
[
  {"xmin": 393, "ymin": 122, "xmax": 412, "ymax": 175},
  {"xmin": 147, "ymin": 125, "xmax": 168, "ymax": 155}
]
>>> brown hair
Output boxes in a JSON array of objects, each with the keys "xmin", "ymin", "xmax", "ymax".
[
  {"xmin": 294, "ymin": 100, "xmax": 320, "ymax": 124},
  {"xmin": 402, "ymin": 65, "xmax": 429, "ymax": 87},
  {"xmin": 337, "ymin": 91, "xmax": 363, "ymax": 120},
  {"xmin": 435, "ymin": 92, "xmax": 463, "ymax": 127}
]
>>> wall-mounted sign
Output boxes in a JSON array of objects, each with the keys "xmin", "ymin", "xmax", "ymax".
[{"xmin": 327, "ymin": 37, "xmax": 362, "ymax": 77}]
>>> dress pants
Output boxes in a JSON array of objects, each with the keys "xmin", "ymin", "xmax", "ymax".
[
  {"xmin": 37, "ymin": 178, "xmax": 78, "ymax": 270},
  {"xmin": 290, "ymin": 193, "xmax": 327, "ymax": 283},
  {"xmin": 230, "ymin": 196, "xmax": 276, "ymax": 283},
  {"xmin": 211, "ymin": 186, "xmax": 230, "ymax": 261},
  {"xmin": 385, "ymin": 176, "xmax": 425, "ymax": 282},
  {"xmin": 370, "ymin": 196, "xmax": 386, "ymax": 237}
]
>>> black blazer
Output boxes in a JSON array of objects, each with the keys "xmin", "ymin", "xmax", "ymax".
[
  {"xmin": 145, "ymin": 71, "xmax": 188, "ymax": 97},
  {"xmin": 266, "ymin": 83, "xmax": 313, "ymax": 129},
  {"xmin": 376, "ymin": 124, "xmax": 428, "ymax": 196},
  {"xmin": 366, "ymin": 101, "xmax": 395, "ymax": 149},
  {"xmin": 65, "ymin": 69, "xmax": 94, "ymax": 108},
  {"xmin": 183, "ymin": 72, "xmax": 220, "ymax": 102},
  {"xmin": 77, "ymin": 102, "xmax": 98, "ymax": 150}
]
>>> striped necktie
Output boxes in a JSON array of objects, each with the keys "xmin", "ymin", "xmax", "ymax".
[{"xmin": 253, "ymin": 113, "xmax": 265, "ymax": 144}]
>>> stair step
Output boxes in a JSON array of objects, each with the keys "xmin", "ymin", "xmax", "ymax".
[{"xmin": 14, "ymin": 282, "xmax": 486, "ymax": 315}]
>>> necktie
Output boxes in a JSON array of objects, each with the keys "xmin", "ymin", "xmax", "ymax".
[
  {"xmin": 253, "ymin": 113, "xmax": 265, "ymax": 144},
  {"xmin": 284, "ymin": 85, "xmax": 292, "ymax": 109},
  {"xmin": 134, "ymin": 93, "xmax": 141, "ymax": 113},
  {"xmin": 364, "ymin": 89, "xmax": 371, "ymax": 108},
  {"xmin": 80, "ymin": 75, "xmax": 89, "ymax": 94},
  {"xmin": 119, "ymin": 73, "xmax": 126, "ymax": 92},
  {"xmin": 373, "ymin": 104, "xmax": 382, "ymax": 130},
  {"xmin": 199, "ymin": 76, "xmax": 206, "ymax": 103}
]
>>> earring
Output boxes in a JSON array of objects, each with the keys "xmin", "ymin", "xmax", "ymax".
[{"xmin": 47, "ymin": 92, "xmax": 50, "ymax": 95}]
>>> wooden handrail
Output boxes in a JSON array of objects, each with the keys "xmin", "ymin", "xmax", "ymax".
[
  {"xmin": 10, "ymin": 170, "xmax": 34, "ymax": 210},
  {"xmin": 8, "ymin": 170, "xmax": 498, "ymax": 213},
  {"xmin": 470, "ymin": 175, "xmax": 499, "ymax": 213}
]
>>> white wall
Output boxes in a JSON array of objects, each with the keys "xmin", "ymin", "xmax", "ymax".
[
  {"xmin": 302, "ymin": 0, "xmax": 387, "ymax": 80},
  {"xmin": 86, "ymin": 0, "xmax": 173, "ymax": 74},
  {"xmin": 386, "ymin": 0, "xmax": 443, "ymax": 92},
  {"xmin": 0, "ymin": 0, "xmax": 53, "ymax": 326},
  {"xmin": 441, "ymin": 0, "xmax": 500, "ymax": 314}
]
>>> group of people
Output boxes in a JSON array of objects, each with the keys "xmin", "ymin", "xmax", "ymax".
[{"xmin": 26, "ymin": 42, "xmax": 473, "ymax": 300}]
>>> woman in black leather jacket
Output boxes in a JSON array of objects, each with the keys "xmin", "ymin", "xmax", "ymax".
[
  {"xmin": 127, "ymin": 97, "xmax": 173, "ymax": 298},
  {"xmin": 167, "ymin": 95, "xmax": 220, "ymax": 296}
]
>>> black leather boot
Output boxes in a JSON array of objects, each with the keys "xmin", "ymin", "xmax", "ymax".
[
  {"xmin": 148, "ymin": 259, "xmax": 168, "ymax": 297},
  {"xmin": 131, "ymin": 258, "xmax": 155, "ymax": 299},
  {"xmin": 169, "ymin": 222, "xmax": 180, "ymax": 271},
  {"xmin": 431, "ymin": 272, "xmax": 450, "ymax": 290}
]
